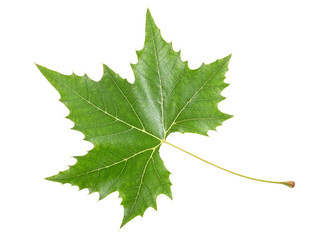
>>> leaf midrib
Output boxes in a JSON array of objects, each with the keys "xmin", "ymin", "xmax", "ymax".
[
  {"xmin": 52, "ymin": 146, "xmax": 159, "ymax": 180},
  {"xmin": 149, "ymin": 19, "xmax": 166, "ymax": 137},
  {"xmin": 125, "ymin": 146, "xmax": 158, "ymax": 222},
  {"xmin": 54, "ymin": 76, "xmax": 161, "ymax": 141}
]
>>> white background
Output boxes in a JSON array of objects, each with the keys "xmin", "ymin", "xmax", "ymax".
[{"xmin": 1, "ymin": 0, "xmax": 332, "ymax": 239}]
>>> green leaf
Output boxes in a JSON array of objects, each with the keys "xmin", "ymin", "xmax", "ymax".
[{"xmin": 37, "ymin": 9, "xmax": 231, "ymax": 227}]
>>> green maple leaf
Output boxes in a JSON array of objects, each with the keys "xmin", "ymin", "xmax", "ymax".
[{"xmin": 37, "ymin": 9, "xmax": 294, "ymax": 228}]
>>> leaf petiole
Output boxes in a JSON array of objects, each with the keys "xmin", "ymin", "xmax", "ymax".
[{"xmin": 163, "ymin": 140, "xmax": 295, "ymax": 188}]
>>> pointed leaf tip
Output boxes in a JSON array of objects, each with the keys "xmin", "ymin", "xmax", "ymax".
[
  {"xmin": 146, "ymin": 8, "xmax": 152, "ymax": 18},
  {"xmin": 145, "ymin": 8, "xmax": 156, "ymax": 28},
  {"xmin": 120, "ymin": 217, "xmax": 129, "ymax": 229},
  {"xmin": 223, "ymin": 53, "xmax": 232, "ymax": 64},
  {"xmin": 35, "ymin": 63, "xmax": 44, "ymax": 71},
  {"xmin": 44, "ymin": 175, "xmax": 56, "ymax": 182}
]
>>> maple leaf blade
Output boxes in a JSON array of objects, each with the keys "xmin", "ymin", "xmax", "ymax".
[{"xmin": 38, "ymin": 8, "xmax": 232, "ymax": 227}]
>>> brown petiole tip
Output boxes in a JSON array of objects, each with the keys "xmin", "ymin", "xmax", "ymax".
[{"xmin": 282, "ymin": 181, "xmax": 295, "ymax": 188}]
